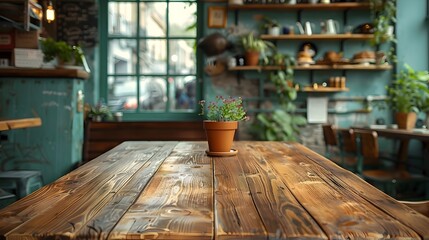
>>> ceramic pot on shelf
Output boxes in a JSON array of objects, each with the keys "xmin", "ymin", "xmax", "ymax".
[{"xmin": 245, "ymin": 51, "xmax": 260, "ymax": 66}]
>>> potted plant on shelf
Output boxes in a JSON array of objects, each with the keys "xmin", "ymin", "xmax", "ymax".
[
  {"xmin": 240, "ymin": 32, "xmax": 274, "ymax": 66},
  {"xmin": 40, "ymin": 38, "xmax": 84, "ymax": 68},
  {"xmin": 261, "ymin": 16, "xmax": 281, "ymax": 36},
  {"xmin": 386, "ymin": 64, "xmax": 429, "ymax": 129},
  {"xmin": 86, "ymin": 102, "xmax": 113, "ymax": 122},
  {"xmin": 200, "ymin": 96, "xmax": 248, "ymax": 156}
]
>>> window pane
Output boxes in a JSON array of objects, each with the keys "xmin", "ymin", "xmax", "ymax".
[
  {"xmin": 140, "ymin": 2, "xmax": 166, "ymax": 37},
  {"xmin": 169, "ymin": 2, "xmax": 196, "ymax": 37},
  {"xmin": 170, "ymin": 76, "xmax": 196, "ymax": 111},
  {"xmin": 108, "ymin": 40, "xmax": 137, "ymax": 74},
  {"xmin": 169, "ymin": 39, "xmax": 196, "ymax": 74},
  {"xmin": 140, "ymin": 39, "xmax": 167, "ymax": 74},
  {"xmin": 108, "ymin": 76, "xmax": 138, "ymax": 111},
  {"xmin": 140, "ymin": 77, "xmax": 167, "ymax": 111},
  {"xmin": 108, "ymin": 2, "xmax": 137, "ymax": 36}
]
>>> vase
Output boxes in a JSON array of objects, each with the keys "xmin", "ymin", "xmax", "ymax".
[
  {"xmin": 245, "ymin": 51, "xmax": 260, "ymax": 66},
  {"xmin": 395, "ymin": 112, "xmax": 417, "ymax": 130},
  {"xmin": 203, "ymin": 120, "xmax": 238, "ymax": 154}
]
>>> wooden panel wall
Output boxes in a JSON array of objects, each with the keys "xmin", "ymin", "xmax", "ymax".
[{"xmin": 83, "ymin": 121, "xmax": 207, "ymax": 162}]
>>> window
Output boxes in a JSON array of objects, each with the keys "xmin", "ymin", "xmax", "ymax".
[{"xmin": 99, "ymin": 0, "xmax": 201, "ymax": 121}]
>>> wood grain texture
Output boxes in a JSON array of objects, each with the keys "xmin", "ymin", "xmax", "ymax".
[
  {"xmin": 109, "ymin": 142, "xmax": 213, "ymax": 239},
  {"xmin": 254, "ymin": 141, "xmax": 423, "ymax": 239},
  {"xmin": 234, "ymin": 142, "xmax": 327, "ymax": 239},
  {"xmin": 1, "ymin": 141, "xmax": 428, "ymax": 240},
  {"xmin": 2, "ymin": 142, "xmax": 175, "ymax": 239}
]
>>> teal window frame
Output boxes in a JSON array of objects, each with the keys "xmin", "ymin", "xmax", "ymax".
[{"xmin": 99, "ymin": 0, "xmax": 203, "ymax": 121}]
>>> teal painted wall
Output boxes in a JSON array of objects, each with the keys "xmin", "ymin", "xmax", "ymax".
[
  {"xmin": 0, "ymin": 78, "xmax": 84, "ymax": 184},
  {"xmin": 396, "ymin": 0, "xmax": 428, "ymax": 71}
]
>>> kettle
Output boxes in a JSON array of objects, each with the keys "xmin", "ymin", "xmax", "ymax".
[{"xmin": 321, "ymin": 19, "xmax": 340, "ymax": 34}]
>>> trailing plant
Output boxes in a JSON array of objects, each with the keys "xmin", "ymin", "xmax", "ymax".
[
  {"xmin": 251, "ymin": 55, "xmax": 307, "ymax": 141},
  {"xmin": 369, "ymin": 0, "xmax": 397, "ymax": 62}
]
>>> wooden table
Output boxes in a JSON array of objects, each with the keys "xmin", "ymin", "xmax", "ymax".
[
  {"xmin": 354, "ymin": 127, "xmax": 429, "ymax": 174},
  {"xmin": 0, "ymin": 141, "xmax": 428, "ymax": 239}
]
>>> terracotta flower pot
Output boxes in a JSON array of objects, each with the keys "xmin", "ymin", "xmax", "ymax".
[
  {"xmin": 245, "ymin": 51, "xmax": 260, "ymax": 66},
  {"xmin": 203, "ymin": 120, "xmax": 238, "ymax": 152},
  {"xmin": 395, "ymin": 112, "xmax": 417, "ymax": 130}
]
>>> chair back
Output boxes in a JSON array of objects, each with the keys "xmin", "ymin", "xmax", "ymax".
[
  {"xmin": 354, "ymin": 129, "xmax": 380, "ymax": 166},
  {"xmin": 337, "ymin": 128, "xmax": 356, "ymax": 153},
  {"xmin": 322, "ymin": 124, "xmax": 337, "ymax": 146},
  {"xmin": 400, "ymin": 200, "xmax": 429, "ymax": 218}
]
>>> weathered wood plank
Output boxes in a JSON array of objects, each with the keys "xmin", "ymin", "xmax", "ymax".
[
  {"xmin": 3, "ymin": 142, "xmax": 175, "ymax": 239},
  {"xmin": 235, "ymin": 142, "xmax": 327, "ymax": 239},
  {"xmin": 74, "ymin": 142, "xmax": 179, "ymax": 239},
  {"xmin": 291, "ymin": 142, "xmax": 429, "ymax": 239},
  {"xmin": 262, "ymin": 141, "xmax": 422, "ymax": 239},
  {"xmin": 213, "ymin": 154, "xmax": 267, "ymax": 239},
  {"xmin": 0, "ymin": 142, "xmax": 151, "ymax": 234},
  {"xmin": 109, "ymin": 142, "xmax": 213, "ymax": 239}
]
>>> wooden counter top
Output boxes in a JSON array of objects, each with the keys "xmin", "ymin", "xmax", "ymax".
[
  {"xmin": 0, "ymin": 117, "xmax": 42, "ymax": 131},
  {"xmin": 0, "ymin": 68, "xmax": 89, "ymax": 80},
  {"xmin": 1, "ymin": 141, "xmax": 428, "ymax": 239}
]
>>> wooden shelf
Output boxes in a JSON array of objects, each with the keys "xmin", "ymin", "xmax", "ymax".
[
  {"xmin": 0, "ymin": 68, "xmax": 90, "ymax": 80},
  {"xmin": 301, "ymin": 87, "xmax": 349, "ymax": 92},
  {"xmin": 228, "ymin": 2, "xmax": 370, "ymax": 11},
  {"xmin": 229, "ymin": 64, "xmax": 393, "ymax": 71},
  {"xmin": 261, "ymin": 34, "xmax": 374, "ymax": 41},
  {"xmin": 0, "ymin": 117, "xmax": 42, "ymax": 131}
]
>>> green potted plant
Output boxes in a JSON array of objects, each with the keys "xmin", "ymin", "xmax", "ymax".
[
  {"xmin": 86, "ymin": 102, "xmax": 113, "ymax": 122},
  {"xmin": 199, "ymin": 96, "xmax": 248, "ymax": 156},
  {"xmin": 40, "ymin": 38, "xmax": 84, "ymax": 67},
  {"xmin": 261, "ymin": 16, "xmax": 281, "ymax": 36},
  {"xmin": 240, "ymin": 32, "xmax": 274, "ymax": 66},
  {"xmin": 386, "ymin": 64, "xmax": 429, "ymax": 129},
  {"xmin": 251, "ymin": 69, "xmax": 306, "ymax": 141}
]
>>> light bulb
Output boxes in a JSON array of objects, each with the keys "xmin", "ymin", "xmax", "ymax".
[{"xmin": 46, "ymin": 1, "xmax": 55, "ymax": 23}]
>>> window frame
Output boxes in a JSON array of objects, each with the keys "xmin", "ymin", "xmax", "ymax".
[{"xmin": 99, "ymin": 0, "xmax": 203, "ymax": 121}]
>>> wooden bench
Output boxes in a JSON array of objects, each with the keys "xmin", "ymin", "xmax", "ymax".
[{"xmin": 83, "ymin": 121, "xmax": 207, "ymax": 162}]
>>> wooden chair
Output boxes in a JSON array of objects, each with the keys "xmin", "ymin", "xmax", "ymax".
[
  {"xmin": 354, "ymin": 129, "xmax": 429, "ymax": 199},
  {"xmin": 399, "ymin": 200, "xmax": 429, "ymax": 218},
  {"xmin": 336, "ymin": 128, "xmax": 359, "ymax": 172},
  {"xmin": 322, "ymin": 124, "xmax": 341, "ymax": 165}
]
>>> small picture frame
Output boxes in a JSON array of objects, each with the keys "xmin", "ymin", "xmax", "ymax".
[{"xmin": 208, "ymin": 6, "xmax": 227, "ymax": 28}]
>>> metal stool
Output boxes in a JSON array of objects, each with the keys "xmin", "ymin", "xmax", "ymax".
[{"xmin": 0, "ymin": 171, "xmax": 43, "ymax": 199}]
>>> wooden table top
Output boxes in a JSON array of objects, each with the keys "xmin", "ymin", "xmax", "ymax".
[
  {"xmin": 353, "ymin": 127, "xmax": 429, "ymax": 141},
  {"xmin": 0, "ymin": 141, "xmax": 428, "ymax": 239}
]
